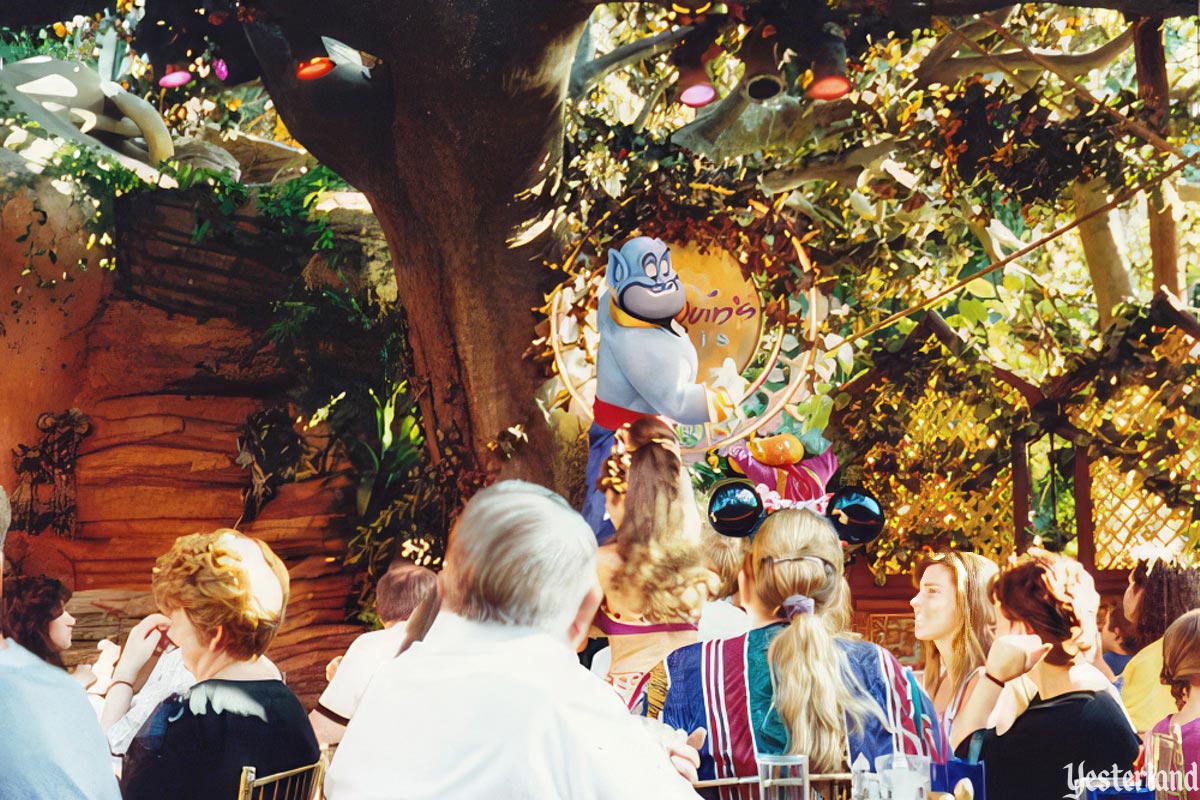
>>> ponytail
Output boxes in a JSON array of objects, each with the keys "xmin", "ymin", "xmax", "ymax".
[
  {"xmin": 753, "ymin": 513, "xmax": 881, "ymax": 773},
  {"xmin": 770, "ymin": 606, "xmax": 875, "ymax": 771}
]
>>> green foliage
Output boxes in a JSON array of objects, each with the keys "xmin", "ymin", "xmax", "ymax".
[
  {"xmin": 261, "ymin": 270, "xmax": 456, "ymax": 623},
  {"xmin": 235, "ymin": 406, "xmax": 312, "ymax": 523},
  {"xmin": 932, "ymin": 84, "xmax": 1132, "ymax": 206},
  {"xmin": 256, "ymin": 166, "xmax": 349, "ymax": 243}
]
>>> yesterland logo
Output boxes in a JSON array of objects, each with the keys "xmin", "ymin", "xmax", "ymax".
[{"xmin": 1062, "ymin": 762, "xmax": 1200, "ymax": 798}]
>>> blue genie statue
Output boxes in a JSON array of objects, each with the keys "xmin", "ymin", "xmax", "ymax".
[{"xmin": 583, "ymin": 237, "xmax": 738, "ymax": 542}]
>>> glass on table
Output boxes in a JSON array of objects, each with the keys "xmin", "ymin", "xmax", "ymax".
[
  {"xmin": 758, "ymin": 754, "xmax": 809, "ymax": 800},
  {"xmin": 874, "ymin": 753, "xmax": 931, "ymax": 800}
]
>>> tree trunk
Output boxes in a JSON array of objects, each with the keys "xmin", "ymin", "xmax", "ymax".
[
  {"xmin": 1133, "ymin": 17, "xmax": 1180, "ymax": 298},
  {"xmin": 1073, "ymin": 178, "xmax": 1134, "ymax": 329},
  {"xmin": 247, "ymin": 2, "xmax": 592, "ymax": 489}
]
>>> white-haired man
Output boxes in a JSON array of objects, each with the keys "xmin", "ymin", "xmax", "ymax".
[
  {"xmin": 0, "ymin": 486, "xmax": 121, "ymax": 799},
  {"xmin": 325, "ymin": 480, "xmax": 704, "ymax": 800}
]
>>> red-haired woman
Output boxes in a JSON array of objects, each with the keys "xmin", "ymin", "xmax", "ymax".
[
  {"xmin": 118, "ymin": 530, "xmax": 319, "ymax": 800},
  {"xmin": 951, "ymin": 550, "xmax": 1139, "ymax": 799}
]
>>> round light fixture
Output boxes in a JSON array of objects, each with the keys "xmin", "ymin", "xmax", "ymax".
[
  {"xmin": 679, "ymin": 82, "xmax": 717, "ymax": 108},
  {"xmin": 807, "ymin": 74, "xmax": 851, "ymax": 100},
  {"xmin": 296, "ymin": 56, "xmax": 335, "ymax": 81},
  {"xmin": 158, "ymin": 69, "xmax": 193, "ymax": 88}
]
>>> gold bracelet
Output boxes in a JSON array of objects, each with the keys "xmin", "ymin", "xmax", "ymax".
[{"xmin": 105, "ymin": 679, "xmax": 135, "ymax": 697}]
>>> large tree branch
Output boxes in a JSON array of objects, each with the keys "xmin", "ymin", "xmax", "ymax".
[
  {"xmin": 569, "ymin": 24, "xmax": 693, "ymax": 100},
  {"xmin": 913, "ymin": 5, "xmax": 1016, "ymax": 79},
  {"xmin": 1133, "ymin": 17, "xmax": 1180, "ymax": 298},
  {"xmin": 1073, "ymin": 178, "xmax": 1134, "ymax": 329},
  {"xmin": 916, "ymin": 24, "xmax": 1134, "ymax": 87},
  {"xmin": 926, "ymin": 0, "xmax": 1193, "ymax": 17},
  {"xmin": 243, "ymin": 21, "xmax": 393, "ymax": 196},
  {"xmin": 760, "ymin": 140, "xmax": 898, "ymax": 193}
]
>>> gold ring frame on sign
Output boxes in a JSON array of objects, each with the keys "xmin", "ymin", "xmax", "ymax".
[{"xmin": 547, "ymin": 265, "xmax": 818, "ymax": 455}]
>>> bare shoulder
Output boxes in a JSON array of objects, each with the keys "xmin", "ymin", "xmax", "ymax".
[{"xmin": 596, "ymin": 545, "xmax": 623, "ymax": 586}]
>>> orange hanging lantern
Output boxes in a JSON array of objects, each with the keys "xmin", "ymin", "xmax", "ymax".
[{"xmin": 296, "ymin": 56, "xmax": 334, "ymax": 81}]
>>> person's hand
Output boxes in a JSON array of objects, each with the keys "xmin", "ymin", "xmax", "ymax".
[
  {"xmin": 673, "ymin": 728, "xmax": 706, "ymax": 783},
  {"xmin": 326, "ymin": 655, "xmax": 343, "ymax": 683},
  {"xmin": 985, "ymin": 634, "xmax": 1053, "ymax": 683},
  {"xmin": 638, "ymin": 718, "xmax": 704, "ymax": 783},
  {"xmin": 89, "ymin": 639, "xmax": 121, "ymax": 690},
  {"xmin": 113, "ymin": 613, "xmax": 171, "ymax": 683}
]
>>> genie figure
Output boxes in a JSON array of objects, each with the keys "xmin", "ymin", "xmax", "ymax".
[{"xmin": 583, "ymin": 237, "xmax": 738, "ymax": 542}]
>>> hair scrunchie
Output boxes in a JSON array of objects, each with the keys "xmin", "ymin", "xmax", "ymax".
[{"xmin": 781, "ymin": 594, "xmax": 816, "ymax": 619}]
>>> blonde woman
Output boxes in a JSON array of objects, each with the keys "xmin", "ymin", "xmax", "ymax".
[
  {"xmin": 910, "ymin": 551, "xmax": 997, "ymax": 743},
  {"xmin": 592, "ymin": 418, "xmax": 717, "ymax": 707},
  {"xmin": 646, "ymin": 508, "xmax": 941, "ymax": 783}
]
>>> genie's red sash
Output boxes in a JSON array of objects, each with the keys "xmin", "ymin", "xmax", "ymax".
[{"xmin": 592, "ymin": 398, "xmax": 660, "ymax": 431}]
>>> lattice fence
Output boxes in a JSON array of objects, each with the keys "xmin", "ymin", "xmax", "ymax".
[
  {"xmin": 830, "ymin": 294, "xmax": 1200, "ymax": 593},
  {"xmin": 1064, "ymin": 311, "xmax": 1200, "ymax": 571},
  {"xmin": 832, "ymin": 315, "xmax": 1025, "ymax": 580}
]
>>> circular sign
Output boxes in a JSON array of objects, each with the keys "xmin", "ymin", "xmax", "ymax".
[{"xmin": 670, "ymin": 242, "xmax": 763, "ymax": 377}]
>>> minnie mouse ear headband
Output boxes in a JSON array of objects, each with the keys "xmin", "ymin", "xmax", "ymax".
[
  {"xmin": 707, "ymin": 479, "xmax": 767, "ymax": 538},
  {"xmin": 707, "ymin": 478, "xmax": 885, "ymax": 547}
]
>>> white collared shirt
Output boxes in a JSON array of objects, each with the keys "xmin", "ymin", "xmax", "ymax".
[
  {"xmin": 318, "ymin": 624, "xmax": 407, "ymax": 720},
  {"xmin": 325, "ymin": 613, "xmax": 701, "ymax": 800}
]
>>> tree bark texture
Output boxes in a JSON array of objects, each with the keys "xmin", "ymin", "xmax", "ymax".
[
  {"xmin": 1073, "ymin": 178, "xmax": 1135, "ymax": 329},
  {"xmin": 247, "ymin": 1, "xmax": 593, "ymax": 486},
  {"xmin": 1133, "ymin": 17, "xmax": 1180, "ymax": 299}
]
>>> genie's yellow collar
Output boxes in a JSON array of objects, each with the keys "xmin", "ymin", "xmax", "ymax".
[
  {"xmin": 608, "ymin": 297, "xmax": 657, "ymax": 328},
  {"xmin": 608, "ymin": 298, "xmax": 687, "ymax": 338}
]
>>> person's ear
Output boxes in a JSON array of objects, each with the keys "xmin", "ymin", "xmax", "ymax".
[
  {"xmin": 736, "ymin": 559, "xmax": 750, "ymax": 599},
  {"xmin": 207, "ymin": 625, "xmax": 226, "ymax": 653},
  {"xmin": 568, "ymin": 584, "xmax": 603, "ymax": 649}
]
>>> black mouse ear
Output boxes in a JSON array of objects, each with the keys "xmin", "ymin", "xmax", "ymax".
[
  {"xmin": 825, "ymin": 486, "xmax": 885, "ymax": 546},
  {"xmin": 707, "ymin": 479, "xmax": 766, "ymax": 538}
]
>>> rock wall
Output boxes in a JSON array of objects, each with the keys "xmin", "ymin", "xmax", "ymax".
[
  {"xmin": 0, "ymin": 151, "xmax": 109, "ymax": 492},
  {"xmin": 5, "ymin": 185, "xmax": 366, "ymax": 707}
]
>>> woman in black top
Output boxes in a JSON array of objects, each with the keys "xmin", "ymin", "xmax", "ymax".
[
  {"xmin": 951, "ymin": 550, "xmax": 1139, "ymax": 800},
  {"xmin": 117, "ymin": 529, "xmax": 320, "ymax": 800}
]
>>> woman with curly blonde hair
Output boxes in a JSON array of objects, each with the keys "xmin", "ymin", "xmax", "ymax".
[
  {"xmin": 592, "ymin": 418, "xmax": 717, "ymax": 707},
  {"xmin": 648, "ymin": 508, "xmax": 941, "ymax": 784},
  {"xmin": 118, "ymin": 529, "xmax": 319, "ymax": 800}
]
